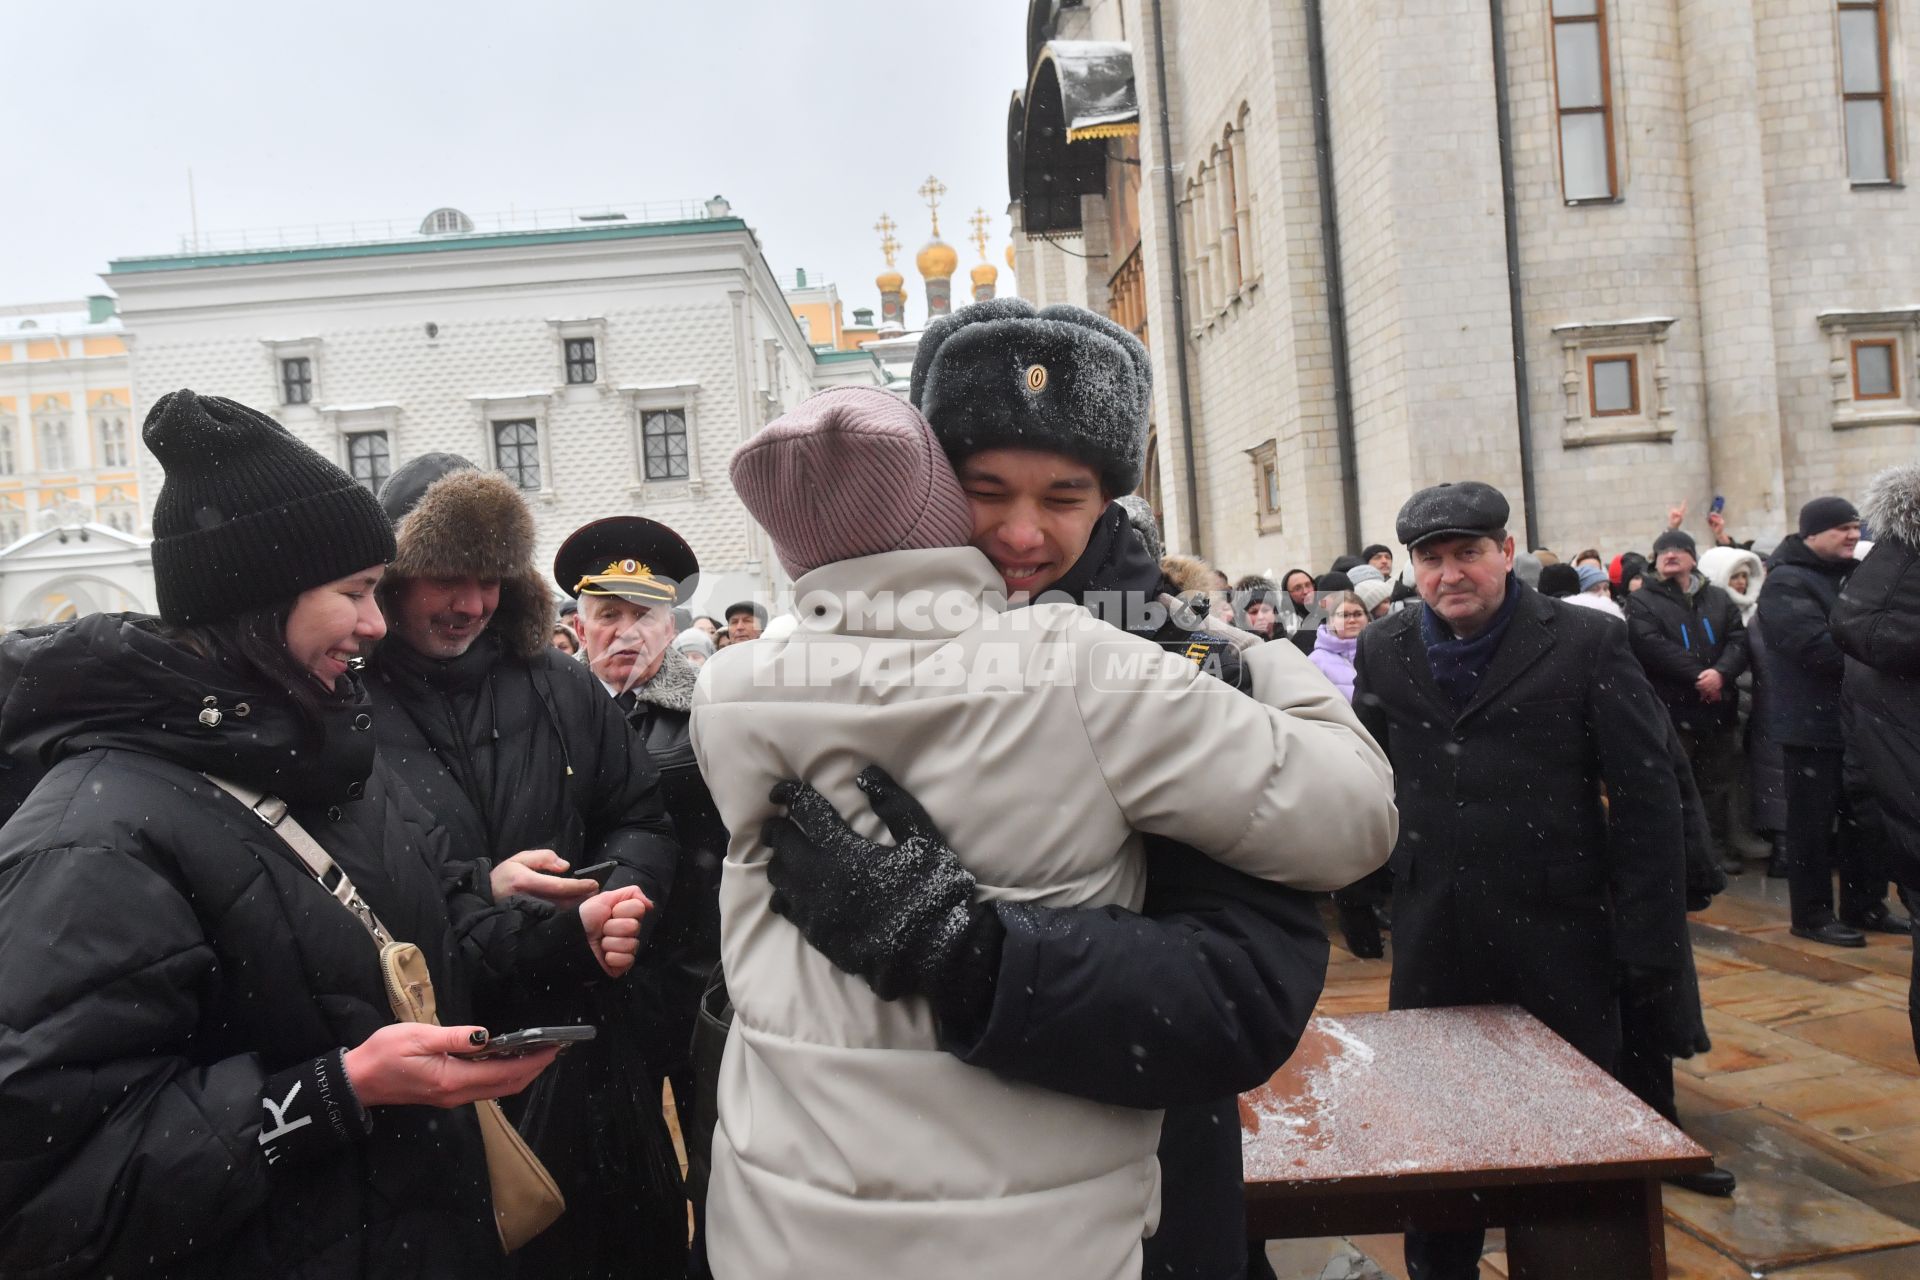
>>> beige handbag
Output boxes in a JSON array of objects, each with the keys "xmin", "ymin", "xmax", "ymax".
[{"xmin": 207, "ymin": 775, "xmax": 566, "ymax": 1253}]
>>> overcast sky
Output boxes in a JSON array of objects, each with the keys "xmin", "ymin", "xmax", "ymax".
[{"xmin": 2, "ymin": 1, "xmax": 1030, "ymax": 318}]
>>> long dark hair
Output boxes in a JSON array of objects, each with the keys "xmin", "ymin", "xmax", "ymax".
[{"xmin": 167, "ymin": 600, "xmax": 348, "ymax": 725}]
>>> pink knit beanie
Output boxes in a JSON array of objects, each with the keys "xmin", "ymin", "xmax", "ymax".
[{"xmin": 729, "ymin": 387, "xmax": 977, "ymax": 578}]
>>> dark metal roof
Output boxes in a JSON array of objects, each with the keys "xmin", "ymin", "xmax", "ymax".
[{"xmin": 1013, "ymin": 41, "xmax": 1140, "ymax": 237}]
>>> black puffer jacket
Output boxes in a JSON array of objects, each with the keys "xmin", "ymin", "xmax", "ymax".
[
  {"xmin": 1755, "ymin": 534, "xmax": 1854, "ymax": 749},
  {"xmin": 367, "ymin": 635, "xmax": 677, "ymax": 918},
  {"xmin": 0, "ymin": 615, "xmax": 525, "ymax": 1279},
  {"xmin": 1835, "ymin": 463, "xmax": 1920, "ymax": 889},
  {"xmin": 366, "ymin": 625, "xmax": 687, "ymax": 1280},
  {"xmin": 1624, "ymin": 572, "xmax": 1748, "ymax": 729}
]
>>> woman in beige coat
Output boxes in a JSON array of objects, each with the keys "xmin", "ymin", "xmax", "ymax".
[{"xmin": 690, "ymin": 388, "xmax": 1393, "ymax": 1280}]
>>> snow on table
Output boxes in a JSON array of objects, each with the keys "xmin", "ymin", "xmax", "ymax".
[{"xmin": 1240, "ymin": 1006, "xmax": 1708, "ymax": 1188}]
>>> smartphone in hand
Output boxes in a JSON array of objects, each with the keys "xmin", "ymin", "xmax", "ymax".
[
  {"xmin": 454, "ymin": 1026, "xmax": 598, "ymax": 1060},
  {"xmin": 571, "ymin": 860, "xmax": 618, "ymax": 885}
]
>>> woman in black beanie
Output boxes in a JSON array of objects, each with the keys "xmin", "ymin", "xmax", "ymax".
[{"xmin": 0, "ymin": 391, "xmax": 645, "ymax": 1278}]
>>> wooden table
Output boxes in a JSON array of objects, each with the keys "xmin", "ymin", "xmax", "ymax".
[{"xmin": 1241, "ymin": 1007, "xmax": 1711, "ymax": 1279}]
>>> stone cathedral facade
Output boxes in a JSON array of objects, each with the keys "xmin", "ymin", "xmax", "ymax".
[{"xmin": 1010, "ymin": 0, "xmax": 1920, "ymax": 572}]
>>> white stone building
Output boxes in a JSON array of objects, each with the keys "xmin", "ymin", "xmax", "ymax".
[
  {"xmin": 105, "ymin": 202, "xmax": 879, "ymax": 612},
  {"xmin": 1009, "ymin": 0, "xmax": 1920, "ymax": 572}
]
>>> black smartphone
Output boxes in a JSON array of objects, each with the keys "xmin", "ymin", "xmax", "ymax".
[
  {"xmin": 1710, "ymin": 494, "xmax": 1725, "ymax": 515},
  {"xmin": 571, "ymin": 860, "xmax": 617, "ymax": 884},
  {"xmin": 454, "ymin": 1026, "xmax": 598, "ymax": 1060}
]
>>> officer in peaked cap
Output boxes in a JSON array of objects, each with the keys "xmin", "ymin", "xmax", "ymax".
[
  {"xmin": 552, "ymin": 513, "xmax": 730, "ymax": 1265},
  {"xmin": 554, "ymin": 516, "xmax": 700, "ymax": 609}
]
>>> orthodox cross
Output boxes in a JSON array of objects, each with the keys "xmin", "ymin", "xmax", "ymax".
[
  {"xmin": 918, "ymin": 175, "xmax": 948, "ymax": 239},
  {"xmin": 874, "ymin": 213, "xmax": 899, "ymax": 268},
  {"xmin": 969, "ymin": 208, "xmax": 992, "ymax": 260}
]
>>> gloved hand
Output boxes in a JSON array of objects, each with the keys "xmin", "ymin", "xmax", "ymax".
[{"xmin": 763, "ymin": 765, "xmax": 981, "ymax": 1002}]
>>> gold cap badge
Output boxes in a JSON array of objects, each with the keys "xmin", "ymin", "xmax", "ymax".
[{"xmin": 1025, "ymin": 364, "xmax": 1049, "ymax": 392}]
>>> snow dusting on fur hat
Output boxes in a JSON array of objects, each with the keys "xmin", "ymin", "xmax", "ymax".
[
  {"xmin": 909, "ymin": 298, "xmax": 1152, "ymax": 497},
  {"xmin": 377, "ymin": 456, "xmax": 554, "ymax": 660}
]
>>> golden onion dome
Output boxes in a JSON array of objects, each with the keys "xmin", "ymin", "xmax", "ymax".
[
  {"xmin": 1005, "ymin": 243, "xmax": 1015, "ymax": 269},
  {"xmin": 916, "ymin": 239, "xmax": 958, "ymax": 279},
  {"xmin": 971, "ymin": 261, "xmax": 999, "ymax": 287},
  {"xmin": 877, "ymin": 269, "xmax": 905, "ymax": 292}
]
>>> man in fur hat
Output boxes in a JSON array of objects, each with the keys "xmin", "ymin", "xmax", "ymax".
[{"xmin": 368, "ymin": 454, "xmax": 690, "ymax": 1278}]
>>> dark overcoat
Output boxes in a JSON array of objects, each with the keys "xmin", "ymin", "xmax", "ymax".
[
  {"xmin": 1755, "ymin": 534, "xmax": 1853, "ymax": 750},
  {"xmin": 1353, "ymin": 584, "xmax": 1687, "ymax": 1068}
]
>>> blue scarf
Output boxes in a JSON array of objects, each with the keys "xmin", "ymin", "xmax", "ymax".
[{"xmin": 1420, "ymin": 575, "xmax": 1521, "ymax": 712}]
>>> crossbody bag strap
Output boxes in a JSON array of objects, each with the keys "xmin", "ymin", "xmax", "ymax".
[{"xmin": 205, "ymin": 774, "xmax": 395, "ymax": 949}]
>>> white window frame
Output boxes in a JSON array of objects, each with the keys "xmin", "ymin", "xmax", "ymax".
[
  {"xmin": 1551, "ymin": 317, "xmax": 1677, "ymax": 446},
  {"xmin": 1248, "ymin": 439, "xmax": 1283, "ymax": 534},
  {"xmin": 547, "ymin": 317, "xmax": 611, "ymax": 400},
  {"xmin": 318, "ymin": 403, "xmax": 403, "ymax": 492},
  {"xmin": 616, "ymin": 381, "xmax": 703, "ymax": 496},
  {"xmin": 468, "ymin": 392, "xmax": 556, "ymax": 501},
  {"xmin": 261, "ymin": 337, "xmax": 323, "ymax": 412},
  {"xmin": 1818, "ymin": 307, "xmax": 1920, "ymax": 428}
]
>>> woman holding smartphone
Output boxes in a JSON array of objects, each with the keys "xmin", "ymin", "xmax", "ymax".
[{"xmin": 0, "ymin": 392, "xmax": 643, "ymax": 1278}]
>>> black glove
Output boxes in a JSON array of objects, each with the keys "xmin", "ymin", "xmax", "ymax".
[{"xmin": 763, "ymin": 765, "xmax": 988, "ymax": 1004}]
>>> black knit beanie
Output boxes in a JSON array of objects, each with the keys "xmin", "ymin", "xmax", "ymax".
[
  {"xmin": 1798, "ymin": 495, "xmax": 1860, "ymax": 537},
  {"xmin": 1651, "ymin": 529, "xmax": 1697, "ymax": 559},
  {"xmin": 144, "ymin": 390, "xmax": 397, "ymax": 624}
]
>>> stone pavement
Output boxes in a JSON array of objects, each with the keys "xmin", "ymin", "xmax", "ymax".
[{"xmin": 1265, "ymin": 872, "xmax": 1919, "ymax": 1278}]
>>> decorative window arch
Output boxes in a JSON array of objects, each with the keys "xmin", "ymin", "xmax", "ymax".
[
  {"xmin": 93, "ymin": 393, "xmax": 131, "ymax": 468},
  {"xmin": 1232, "ymin": 103, "xmax": 1256, "ymax": 280},
  {"xmin": 33, "ymin": 398, "xmax": 73, "ymax": 471}
]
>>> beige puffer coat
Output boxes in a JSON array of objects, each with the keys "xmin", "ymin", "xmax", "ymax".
[{"xmin": 690, "ymin": 547, "xmax": 1394, "ymax": 1280}]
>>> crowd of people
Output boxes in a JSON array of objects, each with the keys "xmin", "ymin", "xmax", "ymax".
[{"xmin": 0, "ymin": 294, "xmax": 1911, "ymax": 1280}]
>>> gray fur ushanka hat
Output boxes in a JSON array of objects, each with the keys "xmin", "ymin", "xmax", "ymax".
[{"xmin": 909, "ymin": 297, "xmax": 1152, "ymax": 496}]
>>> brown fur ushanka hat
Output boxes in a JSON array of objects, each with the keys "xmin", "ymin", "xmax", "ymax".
[{"xmin": 376, "ymin": 455, "xmax": 554, "ymax": 659}]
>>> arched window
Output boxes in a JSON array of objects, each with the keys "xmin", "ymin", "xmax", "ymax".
[
  {"xmin": 420, "ymin": 207, "xmax": 475, "ymax": 235},
  {"xmin": 1231, "ymin": 105, "xmax": 1255, "ymax": 281},
  {"xmin": 1217, "ymin": 135, "xmax": 1241, "ymax": 296},
  {"xmin": 95, "ymin": 398, "xmax": 130, "ymax": 468},
  {"xmin": 34, "ymin": 401, "xmax": 72, "ymax": 471}
]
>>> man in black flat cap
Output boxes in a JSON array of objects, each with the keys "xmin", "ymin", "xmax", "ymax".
[
  {"xmin": 1352, "ymin": 481, "xmax": 1694, "ymax": 1280},
  {"xmin": 722, "ymin": 600, "xmax": 766, "ymax": 644},
  {"xmin": 556, "ymin": 517, "xmax": 732, "ymax": 1262}
]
